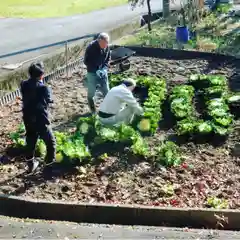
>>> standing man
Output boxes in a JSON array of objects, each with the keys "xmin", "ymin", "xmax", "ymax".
[
  {"xmin": 20, "ymin": 62, "xmax": 56, "ymax": 173},
  {"xmin": 98, "ymin": 78, "xmax": 144, "ymax": 126},
  {"xmin": 84, "ymin": 32, "xmax": 111, "ymax": 113}
]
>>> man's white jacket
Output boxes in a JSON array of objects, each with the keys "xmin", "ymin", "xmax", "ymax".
[{"xmin": 99, "ymin": 84, "xmax": 143, "ymax": 115}]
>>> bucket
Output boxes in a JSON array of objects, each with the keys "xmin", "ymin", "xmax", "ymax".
[{"xmin": 176, "ymin": 26, "xmax": 189, "ymax": 43}]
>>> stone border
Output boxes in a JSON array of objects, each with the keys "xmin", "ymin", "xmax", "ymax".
[{"xmin": 0, "ymin": 195, "xmax": 240, "ymax": 230}]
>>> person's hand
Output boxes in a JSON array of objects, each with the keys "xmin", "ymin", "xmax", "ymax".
[
  {"xmin": 101, "ymin": 68, "xmax": 107, "ymax": 76},
  {"xmin": 96, "ymin": 69, "xmax": 107, "ymax": 78},
  {"xmin": 96, "ymin": 70, "xmax": 102, "ymax": 78}
]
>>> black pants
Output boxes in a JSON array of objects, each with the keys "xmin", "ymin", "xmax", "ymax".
[{"xmin": 23, "ymin": 118, "xmax": 56, "ymax": 163}]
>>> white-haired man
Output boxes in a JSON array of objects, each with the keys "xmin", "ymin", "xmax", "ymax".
[
  {"xmin": 98, "ymin": 78, "xmax": 144, "ymax": 126},
  {"xmin": 84, "ymin": 32, "xmax": 111, "ymax": 113}
]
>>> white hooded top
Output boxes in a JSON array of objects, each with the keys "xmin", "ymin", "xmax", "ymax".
[{"xmin": 99, "ymin": 84, "xmax": 143, "ymax": 115}]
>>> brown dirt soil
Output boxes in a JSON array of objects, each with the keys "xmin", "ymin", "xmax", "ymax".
[{"xmin": 0, "ymin": 57, "xmax": 239, "ymax": 209}]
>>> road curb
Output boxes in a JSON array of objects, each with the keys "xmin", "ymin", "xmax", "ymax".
[{"xmin": 0, "ymin": 195, "xmax": 240, "ymax": 230}]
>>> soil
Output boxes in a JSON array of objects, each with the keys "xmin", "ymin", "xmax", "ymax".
[{"xmin": 0, "ymin": 56, "xmax": 239, "ymax": 209}]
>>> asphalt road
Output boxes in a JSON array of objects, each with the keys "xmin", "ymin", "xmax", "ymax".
[
  {"xmin": 0, "ymin": 0, "xmax": 180, "ymax": 66},
  {"xmin": 0, "ymin": 216, "xmax": 240, "ymax": 239},
  {"xmin": 0, "ymin": 2, "xmax": 238, "ymax": 68}
]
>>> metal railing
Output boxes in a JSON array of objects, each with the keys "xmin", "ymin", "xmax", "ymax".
[
  {"xmin": 0, "ymin": 33, "xmax": 97, "ymax": 59},
  {"xmin": 0, "ymin": 57, "xmax": 84, "ymax": 106},
  {"xmin": 0, "ymin": 33, "xmax": 97, "ymax": 106}
]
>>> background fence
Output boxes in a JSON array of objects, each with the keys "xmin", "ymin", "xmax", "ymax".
[{"xmin": 0, "ymin": 33, "xmax": 97, "ymax": 106}]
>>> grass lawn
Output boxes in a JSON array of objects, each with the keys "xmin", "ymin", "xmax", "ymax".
[
  {"xmin": 0, "ymin": 0, "xmax": 127, "ymax": 18},
  {"xmin": 119, "ymin": 10, "xmax": 240, "ymax": 57}
]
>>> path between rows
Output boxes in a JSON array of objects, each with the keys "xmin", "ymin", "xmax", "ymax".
[{"xmin": 0, "ymin": 215, "xmax": 240, "ymax": 239}]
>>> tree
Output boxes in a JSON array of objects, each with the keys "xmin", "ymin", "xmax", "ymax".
[{"xmin": 128, "ymin": 0, "xmax": 152, "ymax": 31}]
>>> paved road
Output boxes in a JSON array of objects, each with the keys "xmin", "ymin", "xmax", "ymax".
[
  {"xmin": 0, "ymin": 2, "xmax": 238, "ymax": 67},
  {"xmin": 0, "ymin": 216, "xmax": 240, "ymax": 239},
  {"xmin": 0, "ymin": 0, "xmax": 179, "ymax": 66}
]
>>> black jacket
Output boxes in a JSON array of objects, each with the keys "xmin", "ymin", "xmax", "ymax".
[
  {"xmin": 20, "ymin": 78, "xmax": 53, "ymax": 125},
  {"xmin": 84, "ymin": 40, "xmax": 110, "ymax": 73}
]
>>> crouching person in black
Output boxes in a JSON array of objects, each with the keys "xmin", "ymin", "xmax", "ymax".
[{"xmin": 20, "ymin": 62, "xmax": 56, "ymax": 173}]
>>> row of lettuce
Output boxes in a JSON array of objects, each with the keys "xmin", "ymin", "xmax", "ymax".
[
  {"xmin": 9, "ymin": 76, "xmax": 182, "ymax": 167},
  {"xmin": 171, "ymin": 74, "xmax": 239, "ymax": 138}
]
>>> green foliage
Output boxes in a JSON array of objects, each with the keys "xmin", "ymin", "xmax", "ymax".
[
  {"xmin": 142, "ymin": 77, "xmax": 167, "ymax": 134},
  {"xmin": 170, "ymin": 85, "xmax": 194, "ymax": 100},
  {"xmin": 121, "ymin": 8, "xmax": 239, "ymax": 57},
  {"xmin": 9, "ymin": 123, "xmax": 26, "ymax": 146},
  {"xmin": 136, "ymin": 27, "xmax": 175, "ymax": 47},
  {"xmin": 171, "ymin": 98, "xmax": 193, "ymax": 118},
  {"xmin": 188, "ymin": 74, "xmax": 227, "ymax": 90},
  {"xmin": 177, "ymin": 74, "xmax": 234, "ymax": 138},
  {"xmin": 207, "ymin": 75, "xmax": 227, "ymax": 87},
  {"xmin": 202, "ymin": 77, "xmax": 233, "ymax": 136},
  {"xmin": 76, "ymin": 116, "xmax": 96, "ymax": 135},
  {"xmin": 196, "ymin": 121, "xmax": 213, "ymax": 134},
  {"xmin": 118, "ymin": 124, "xmax": 139, "ymax": 142},
  {"xmin": 155, "ymin": 141, "xmax": 182, "ymax": 167},
  {"xmin": 0, "ymin": 0, "xmax": 127, "ymax": 18},
  {"xmin": 161, "ymin": 184, "xmax": 175, "ymax": 196},
  {"xmin": 215, "ymin": 4, "xmax": 233, "ymax": 14},
  {"xmin": 131, "ymin": 133, "xmax": 150, "ymax": 157},
  {"xmin": 76, "ymin": 114, "xmax": 151, "ymax": 157},
  {"xmin": 170, "ymin": 85, "xmax": 195, "ymax": 119},
  {"xmin": 62, "ymin": 138, "xmax": 90, "ymax": 163},
  {"xmin": 206, "ymin": 197, "xmax": 228, "ymax": 209},
  {"xmin": 176, "ymin": 118, "xmax": 197, "ymax": 135},
  {"xmin": 212, "ymin": 123, "xmax": 231, "ymax": 136},
  {"xmin": 52, "ymin": 131, "xmax": 90, "ymax": 163},
  {"xmin": 204, "ymin": 86, "xmax": 228, "ymax": 100},
  {"xmin": 227, "ymin": 94, "xmax": 240, "ymax": 103}
]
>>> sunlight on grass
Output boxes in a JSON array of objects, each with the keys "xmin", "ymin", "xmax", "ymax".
[
  {"xmin": 119, "ymin": 23, "xmax": 176, "ymax": 47},
  {"xmin": 119, "ymin": 13, "xmax": 240, "ymax": 57},
  {"xmin": 0, "ymin": 0, "xmax": 127, "ymax": 18}
]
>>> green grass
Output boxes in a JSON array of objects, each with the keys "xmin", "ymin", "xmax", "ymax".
[
  {"xmin": 119, "ymin": 12, "xmax": 240, "ymax": 57},
  {"xmin": 0, "ymin": 0, "xmax": 127, "ymax": 18}
]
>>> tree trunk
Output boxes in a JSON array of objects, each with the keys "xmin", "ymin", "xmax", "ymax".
[
  {"xmin": 163, "ymin": 0, "xmax": 170, "ymax": 19},
  {"xmin": 146, "ymin": 0, "xmax": 152, "ymax": 31}
]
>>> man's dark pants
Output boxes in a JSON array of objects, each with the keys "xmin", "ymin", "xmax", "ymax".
[{"xmin": 23, "ymin": 117, "xmax": 56, "ymax": 163}]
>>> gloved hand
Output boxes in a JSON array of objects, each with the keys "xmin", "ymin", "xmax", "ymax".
[{"xmin": 96, "ymin": 68, "xmax": 107, "ymax": 79}]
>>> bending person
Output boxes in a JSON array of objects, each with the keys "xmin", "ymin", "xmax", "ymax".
[
  {"xmin": 84, "ymin": 32, "xmax": 111, "ymax": 114},
  {"xmin": 98, "ymin": 78, "xmax": 143, "ymax": 126}
]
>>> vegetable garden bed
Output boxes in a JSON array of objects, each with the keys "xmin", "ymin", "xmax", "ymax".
[{"xmin": 0, "ymin": 56, "xmax": 239, "ymax": 210}]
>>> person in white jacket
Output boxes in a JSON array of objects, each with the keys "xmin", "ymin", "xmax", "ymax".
[{"xmin": 98, "ymin": 78, "xmax": 143, "ymax": 126}]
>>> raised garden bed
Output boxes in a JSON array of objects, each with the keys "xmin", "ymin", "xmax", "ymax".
[{"xmin": 0, "ymin": 56, "xmax": 239, "ymax": 210}]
